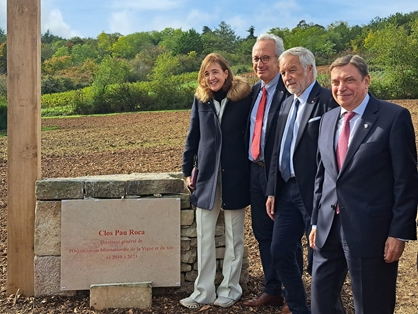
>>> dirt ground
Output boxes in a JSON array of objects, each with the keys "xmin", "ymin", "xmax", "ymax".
[{"xmin": 0, "ymin": 100, "xmax": 417, "ymax": 313}]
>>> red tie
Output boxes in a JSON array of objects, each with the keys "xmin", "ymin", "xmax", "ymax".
[
  {"xmin": 335, "ymin": 111, "xmax": 355, "ymax": 214},
  {"xmin": 251, "ymin": 87, "xmax": 267, "ymax": 160},
  {"xmin": 336, "ymin": 111, "xmax": 356, "ymax": 170}
]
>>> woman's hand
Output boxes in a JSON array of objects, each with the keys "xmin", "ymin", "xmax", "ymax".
[{"xmin": 185, "ymin": 176, "xmax": 195, "ymax": 191}]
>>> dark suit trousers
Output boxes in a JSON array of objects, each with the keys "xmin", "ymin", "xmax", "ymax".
[
  {"xmin": 311, "ymin": 214, "xmax": 398, "ymax": 314},
  {"xmin": 250, "ymin": 162, "xmax": 283, "ymax": 296},
  {"xmin": 271, "ymin": 178, "xmax": 311, "ymax": 314}
]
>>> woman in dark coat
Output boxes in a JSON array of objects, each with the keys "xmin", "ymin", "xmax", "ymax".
[{"xmin": 180, "ymin": 53, "xmax": 251, "ymax": 309}]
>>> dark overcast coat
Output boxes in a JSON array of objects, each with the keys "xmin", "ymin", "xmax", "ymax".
[{"xmin": 182, "ymin": 76, "xmax": 252, "ymax": 210}]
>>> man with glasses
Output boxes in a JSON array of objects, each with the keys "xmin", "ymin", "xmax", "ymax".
[{"xmin": 243, "ymin": 34, "xmax": 290, "ymax": 309}]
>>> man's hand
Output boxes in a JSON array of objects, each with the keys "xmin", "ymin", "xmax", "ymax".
[
  {"xmin": 309, "ymin": 229, "xmax": 316, "ymax": 249},
  {"xmin": 384, "ymin": 237, "xmax": 405, "ymax": 263},
  {"xmin": 266, "ymin": 196, "xmax": 275, "ymax": 221}
]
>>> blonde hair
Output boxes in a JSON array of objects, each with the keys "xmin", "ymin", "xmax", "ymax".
[{"xmin": 197, "ymin": 53, "xmax": 233, "ymax": 95}]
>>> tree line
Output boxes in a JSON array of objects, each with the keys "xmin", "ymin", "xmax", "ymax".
[{"xmin": 0, "ymin": 10, "xmax": 417, "ymax": 124}]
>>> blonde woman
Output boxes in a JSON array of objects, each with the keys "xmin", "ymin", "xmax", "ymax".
[{"xmin": 180, "ymin": 53, "xmax": 251, "ymax": 308}]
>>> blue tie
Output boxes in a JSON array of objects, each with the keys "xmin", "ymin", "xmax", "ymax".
[{"xmin": 281, "ymin": 99, "xmax": 300, "ymax": 182}]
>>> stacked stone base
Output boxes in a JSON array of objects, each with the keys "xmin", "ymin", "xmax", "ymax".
[{"xmin": 34, "ymin": 172, "xmax": 249, "ymax": 297}]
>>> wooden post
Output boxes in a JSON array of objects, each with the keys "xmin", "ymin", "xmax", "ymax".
[{"xmin": 7, "ymin": 0, "xmax": 41, "ymax": 296}]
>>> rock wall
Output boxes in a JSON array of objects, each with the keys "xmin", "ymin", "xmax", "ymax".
[{"xmin": 34, "ymin": 172, "xmax": 249, "ymax": 296}]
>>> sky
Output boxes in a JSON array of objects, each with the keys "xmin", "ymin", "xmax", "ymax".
[{"xmin": 0, "ymin": 0, "xmax": 418, "ymax": 39}]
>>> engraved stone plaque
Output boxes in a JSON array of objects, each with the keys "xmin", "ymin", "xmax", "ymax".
[{"xmin": 61, "ymin": 198, "xmax": 180, "ymax": 290}]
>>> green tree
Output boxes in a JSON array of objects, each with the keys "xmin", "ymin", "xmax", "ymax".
[
  {"xmin": 212, "ymin": 21, "xmax": 239, "ymax": 53},
  {"xmin": 158, "ymin": 28, "xmax": 184, "ymax": 51},
  {"xmin": 53, "ymin": 46, "xmax": 70, "ymax": 58},
  {"xmin": 42, "ymin": 30, "xmax": 63, "ymax": 44},
  {"xmin": 0, "ymin": 28, "xmax": 6, "ymax": 45},
  {"xmin": 92, "ymin": 55, "xmax": 129, "ymax": 93},
  {"xmin": 72, "ymin": 44, "xmax": 98, "ymax": 65},
  {"xmin": 173, "ymin": 29, "xmax": 203, "ymax": 55},
  {"xmin": 364, "ymin": 21, "xmax": 418, "ymax": 98},
  {"xmin": 111, "ymin": 32, "xmax": 154, "ymax": 59},
  {"xmin": 272, "ymin": 22, "xmax": 335, "ymax": 64},
  {"xmin": 149, "ymin": 52, "xmax": 180, "ymax": 81},
  {"xmin": 0, "ymin": 42, "xmax": 7, "ymax": 74},
  {"xmin": 128, "ymin": 45, "xmax": 168, "ymax": 82}
]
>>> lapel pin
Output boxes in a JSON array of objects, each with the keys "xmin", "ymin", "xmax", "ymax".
[{"xmin": 364, "ymin": 124, "xmax": 369, "ymax": 128}]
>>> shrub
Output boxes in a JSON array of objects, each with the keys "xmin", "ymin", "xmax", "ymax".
[{"xmin": 0, "ymin": 100, "xmax": 6, "ymax": 130}]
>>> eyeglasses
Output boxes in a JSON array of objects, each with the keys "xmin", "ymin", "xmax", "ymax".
[{"xmin": 252, "ymin": 55, "xmax": 274, "ymax": 64}]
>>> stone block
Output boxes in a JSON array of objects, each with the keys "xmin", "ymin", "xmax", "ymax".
[
  {"xmin": 181, "ymin": 237, "xmax": 191, "ymax": 250},
  {"xmin": 180, "ymin": 281, "xmax": 194, "ymax": 294},
  {"xmin": 84, "ymin": 180, "xmax": 126, "ymax": 198},
  {"xmin": 215, "ymin": 223, "xmax": 224, "ymax": 236},
  {"xmin": 215, "ymin": 235, "xmax": 225, "ymax": 247},
  {"xmin": 216, "ymin": 247, "xmax": 225, "ymax": 259},
  {"xmin": 190, "ymin": 237, "xmax": 197, "ymax": 248},
  {"xmin": 181, "ymin": 210, "xmax": 194, "ymax": 226},
  {"xmin": 171, "ymin": 193, "xmax": 190, "ymax": 209},
  {"xmin": 181, "ymin": 249, "xmax": 197, "ymax": 264},
  {"xmin": 215, "ymin": 271, "xmax": 223, "ymax": 285},
  {"xmin": 243, "ymin": 245, "xmax": 249, "ymax": 258},
  {"xmin": 34, "ymin": 256, "xmax": 76, "ymax": 297},
  {"xmin": 181, "ymin": 223, "xmax": 197, "ymax": 237},
  {"xmin": 90, "ymin": 282, "xmax": 152, "ymax": 310},
  {"xmin": 36, "ymin": 178, "xmax": 84, "ymax": 200},
  {"xmin": 125, "ymin": 173, "xmax": 186, "ymax": 195},
  {"xmin": 181, "ymin": 263, "xmax": 192, "ymax": 272},
  {"xmin": 184, "ymin": 270, "xmax": 198, "ymax": 282},
  {"xmin": 216, "ymin": 210, "xmax": 224, "ymax": 223},
  {"xmin": 35, "ymin": 201, "xmax": 61, "ymax": 256}
]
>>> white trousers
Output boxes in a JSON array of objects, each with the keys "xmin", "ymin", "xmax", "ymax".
[{"xmin": 190, "ymin": 184, "xmax": 246, "ymax": 304}]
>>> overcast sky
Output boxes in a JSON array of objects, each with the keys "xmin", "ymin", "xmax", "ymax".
[{"xmin": 0, "ymin": 0, "xmax": 417, "ymax": 39}]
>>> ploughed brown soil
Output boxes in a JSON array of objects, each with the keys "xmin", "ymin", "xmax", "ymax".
[{"xmin": 0, "ymin": 100, "xmax": 417, "ymax": 313}]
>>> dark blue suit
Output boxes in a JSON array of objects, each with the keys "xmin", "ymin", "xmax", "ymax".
[
  {"xmin": 311, "ymin": 94, "xmax": 418, "ymax": 314},
  {"xmin": 266, "ymin": 82, "xmax": 338, "ymax": 313},
  {"xmin": 248, "ymin": 77, "xmax": 289, "ymax": 297}
]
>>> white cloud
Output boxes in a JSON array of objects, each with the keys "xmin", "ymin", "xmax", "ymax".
[
  {"xmin": 110, "ymin": 0, "xmax": 187, "ymax": 11},
  {"xmin": 42, "ymin": 9, "xmax": 80, "ymax": 38},
  {"xmin": 109, "ymin": 10, "xmax": 134, "ymax": 35}
]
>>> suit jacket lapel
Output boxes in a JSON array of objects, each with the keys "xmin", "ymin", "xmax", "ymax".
[
  {"xmin": 326, "ymin": 109, "xmax": 341, "ymax": 179},
  {"xmin": 276, "ymin": 97, "xmax": 293, "ymax": 149},
  {"xmin": 339, "ymin": 95, "xmax": 378, "ymax": 175},
  {"xmin": 265, "ymin": 77, "xmax": 287, "ymax": 139},
  {"xmin": 295, "ymin": 82, "xmax": 320, "ymax": 147}
]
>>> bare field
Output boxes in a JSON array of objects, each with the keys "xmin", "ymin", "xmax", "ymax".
[{"xmin": 0, "ymin": 100, "xmax": 417, "ymax": 313}]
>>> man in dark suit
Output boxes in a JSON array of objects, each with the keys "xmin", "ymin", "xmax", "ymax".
[
  {"xmin": 243, "ymin": 34, "xmax": 290, "ymax": 308},
  {"xmin": 265, "ymin": 47, "xmax": 338, "ymax": 313},
  {"xmin": 309, "ymin": 54, "xmax": 418, "ymax": 314}
]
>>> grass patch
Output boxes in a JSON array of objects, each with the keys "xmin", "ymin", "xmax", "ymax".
[{"xmin": 42, "ymin": 126, "xmax": 60, "ymax": 131}]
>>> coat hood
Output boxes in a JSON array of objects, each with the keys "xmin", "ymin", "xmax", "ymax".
[{"xmin": 195, "ymin": 76, "xmax": 252, "ymax": 103}]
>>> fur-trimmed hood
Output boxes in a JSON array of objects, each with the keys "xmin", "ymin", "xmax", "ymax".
[{"xmin": 195, "ymin": 76, "xmax": 252, "ymax": 103}]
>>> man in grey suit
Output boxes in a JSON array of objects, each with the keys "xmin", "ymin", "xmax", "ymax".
[
  {"xmin": 265, "ymin": 47, "xmax": 338, "ymax": 313},
  {"xmin": 310, "ymin": 54, "xmax": 418, "ymax": 314}
]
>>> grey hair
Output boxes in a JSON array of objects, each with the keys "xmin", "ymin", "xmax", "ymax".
[
  {"xmin": 279, "ymin": 47, "xmax": 317, "ymax": 78},
  {"xmin": 329, "ymin": 54, "xmax": 369, "ymax": 79},
  {"xmin": 252, "ymin": 33, "xmax": 285, "ymax": 58}
]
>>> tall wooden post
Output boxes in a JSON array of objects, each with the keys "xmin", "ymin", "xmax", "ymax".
[{"xmin": 7, "ymin": 0, "xmax": 41, "ymax": 296}]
